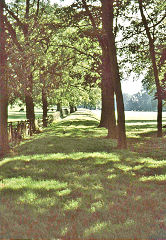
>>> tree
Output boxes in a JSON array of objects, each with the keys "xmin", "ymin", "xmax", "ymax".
[
  {"xmin": 0, "ymin": 0, "xmax": 9, "ymax": 157},
  {"xmin": 79, "ymin": 0, "xmax": 117, "ymax": 138},
  {"xmin": 59, "ymin": 0, "xmax": 126, "ymax": 147},
  {"xmin": 4, "ymin": 0, "xmax": 45, "ymax": 131},
  {"xmin": 138, "ymin": 0, "xmax": 164, "ymax": 137},
  {"xmin": 117, "ymin": 0, "xmax": 166, "ymax": 137},
  {"xmin": 101, "ymin": 0, "xmax": 127, "ymax": 148}
]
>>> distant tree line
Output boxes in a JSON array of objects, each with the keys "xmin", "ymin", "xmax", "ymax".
[{"xmin": 123, "ymin": 91, "xmax": 159, "ymax": 112}]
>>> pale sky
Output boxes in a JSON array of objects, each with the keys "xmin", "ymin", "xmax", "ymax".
[
  {"xmin": 51, "ymin": 0, "xmax": 74, "ymax": 6},
  {"xmin": 121, "ymin": 79, "xmax": 143, "ymax": 95}
]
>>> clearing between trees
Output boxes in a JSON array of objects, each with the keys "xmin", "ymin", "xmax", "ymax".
[{"xmin": 0, "ymin": 110, "xmax": 166, "ymax": 239}]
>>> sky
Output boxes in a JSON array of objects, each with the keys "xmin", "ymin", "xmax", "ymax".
[
  {"xmin": 121, "ymin": 78, "xmax": 143, "ymax": 95},
  {"xmin": 51, "ymin": 0, "xmax": 74, "ymax": 6}
]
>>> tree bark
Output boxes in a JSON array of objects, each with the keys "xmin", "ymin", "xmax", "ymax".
[
  {"xmin": 138, "ymin": 0, "xmax": 162, "ymax": 137},
  {"xmin": 0, "ymin": 0, "xmax": 9, "ymax": 157},
  {"xmin": 57, "ymin": 102, "xmax": 62, "ymax": 112},
  {"xmin": 82, "ymin": 0, "xmax": 117, "ymax": 138},
  {"xmin": 70, "ymin": 104, "xmax": 75, "ymax": 113},
  {"xmin": 42, "ymin": 87, "xmax": 48, "ymax": 127},
  {"xmin": 25, "ymin": 74, "xmax": 35, "ymax": 132},
  {"xmin": 99, "ymin": 43, "xmax": 117, "ymax": 138},
  {"xmin": 102, "ymin": 0, "xmax": 127, "ymax": 148}
]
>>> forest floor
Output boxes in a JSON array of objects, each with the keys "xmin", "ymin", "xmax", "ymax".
[{"xmin": 0, "ymin": 109, "xmax": 166, "ymax": 239}]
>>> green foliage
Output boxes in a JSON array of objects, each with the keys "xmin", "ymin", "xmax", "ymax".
[
  {"xmin": 116, "ymin": 0, "xmax": 166, "ymax": 92},
  {"xmin": 5, "ymin": 0, "xmax": 102, "ymax": 110}
]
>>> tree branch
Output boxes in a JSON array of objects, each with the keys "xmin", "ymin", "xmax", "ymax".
[
  {"xmin": 81, "ymin": 0, "xmax": 103, "ymax": 46},
  {"xmin": 4, "ymin": 15, "xmax": 23, "ymax": 51},
  {"xmin": 4, "ymin": 4, "xmax": 27, "ymax": 35},
  {"xmin": 51, "ymin": 43, "xmax": 99, "ymax": 61}
]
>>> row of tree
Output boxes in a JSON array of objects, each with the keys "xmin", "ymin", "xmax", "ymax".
[
  {"xmin": 0, "ymin": 0, "xmax": 165, "ymax": 157},
  {"xmin": 123, "ymin": 91, "xmax": 158, "ymax": 112}
]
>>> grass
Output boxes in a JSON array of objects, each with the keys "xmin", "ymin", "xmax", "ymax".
[
  {"xmin": 0, "ymin": 109, "xmax": 166, "ymax": 239},
  {"xmin": 8, "ymin": 107, "xmax": 54, "ymax": 122}
]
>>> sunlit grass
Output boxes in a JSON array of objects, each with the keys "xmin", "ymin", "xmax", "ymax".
[{"xmin": 0, "ymin": 109, "xmax": 166, "ymax": 239}]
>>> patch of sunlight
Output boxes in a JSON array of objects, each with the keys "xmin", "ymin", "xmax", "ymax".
[
  {"xmin": 94, "ymin": 193, "xmax": 102, "ymax": 200},
  {"xmin": 2, "ymin": 152, "xmax": 118, "ymax": 166},
  {"xmin": 114, "ymin": 164, "xmax": 132, "ymax": 172},
  {"xmin": 135, "ymin": 195, "xmax": 142, "ymax": 201},
  {"xmin": 147, "ymin": 160, "xmax": 166, "ymax": 168},
  {"xmin": 4, "ymin": 177, "xmax": 32, "ymax": 189},
  {"xmin": 107, "ymin": 169, "xmax": 115, "ymax": 173},
  {"xmin": 139, "ymin": 157, "xmax": 156, "ymax": 164},
  {"xmin": 92, "ymin": 184, "xmax": 103, "ymax": 190},
  {"xmin": 133, "ymin": 165, "xmax": 144, "ymax": 170},
  {"xmin": 19, "ymin": 191, "xmax": 37, "ymax": 204},
  {"xmin": 4, "ymin": 177, "xmax": 68, "ymax": 190},
  {"xmin": 48, "ymin": 144, "xmax": 54, "ymax": 147},
  {"xmin": 107, "ymin": 153, "xmax": 120, "ymax": 162},
  {"xmin": 84, "ymin": 221, "xmax": 108, "ymax": 237},
  {"xmin": 0, "ymin": 155, "xmax": 30, "ymax": 167},
  {"xmin": 31, "ymin": 179, "xmax": 68, "ymax": 190},
  {"xmin": 64, "ymin": 198, "xmax": 81, "ymax": 211},
  {"xmin": 107, "ymin": 174, "xmax": 117, "ymax": 180},
  {"xmin": 56, "ymin": 188, "xmax": 71, "ymax": 196},
  {"xmin": 90, "ymin": 201, "xmax": 104, "ymax": 213},
  {"xmin": 139, "ymin": 174, "xmax": 166, "ymax": 182}
]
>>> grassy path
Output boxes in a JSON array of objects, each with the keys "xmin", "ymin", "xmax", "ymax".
[{"xmin": 0, "ymin": 110, "xmax": 166, "ymax": 239}]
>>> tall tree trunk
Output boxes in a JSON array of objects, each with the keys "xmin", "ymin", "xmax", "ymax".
[
  {"xmin": 81, "ymin": 0, "xmax": 117, "ymax": 139},
  {"xmin": 57, "ymin": 102, "xmax": 62, "ymax": 112},
  {"xmin": 102, "ymin": 0, "xmax": 127, "ymax": 148},
  {"xmin": 99, "ymin": 44, "xmax": 117, "ymax": 138},
  {"xmin": 99, "ymin": 89, "xmax": 108, "ymax": 128},
  {"xmin": 138, "ymin": 0, "xmax": 162, "ymax": 137},
  {"xmin": 70, "ymin": 104, "xmax": 75, "ymax": 114},
  {"xmin": 0, "ymin": 0, "xmax": 9, "ymax": 157},
  {"xmin": 42, "ymin": 87, "xmax": 48, "ymax": 127},
  {"xmin": 25, "ymin": 74, "xmax": 35, "ymax": 132}
]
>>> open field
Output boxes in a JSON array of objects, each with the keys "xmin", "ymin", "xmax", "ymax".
[
  {"xmin": 8, "ymin": 106, "xmax": 166, "ymax": 123},
  {"xmin": 0, "ymin": 109, "xmax": 166, "ymax": 239},
  {"xmin": 93, "ymin": 109, "xmax": 166, "ymax": 122},
  {"xmin": 8, "ymin": 111, "xmax": 42, "ymax": 122},
  {"xmin": 8, "ymin": 108, "xmax": 54, "ymax": 122}
]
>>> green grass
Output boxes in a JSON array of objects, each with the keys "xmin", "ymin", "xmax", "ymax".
[
  {"xmin": 8, "ymin": 111, "xmax": 43, "ymax": 122},
  {"xmin": 0, "ymin": 110, "xmax": 166, "ymax": 239},
  {"xmin": 8, "ymin": 108, "xmax": 54, "ymax": 122}
]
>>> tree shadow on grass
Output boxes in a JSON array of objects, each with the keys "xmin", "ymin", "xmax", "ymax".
[
  {"xmin": 0, "ymin": 151, "xmax": 165, "ymax": 239},
  {"xmin": 1, "ymin": 112, "xmax": 166, "ymax": 238},
  {"xmin": 126, "ymin": 126, "xmax": 166, "ymax": 160},
  {"xmin": 55, "ymin": 118, "xmax": 99, "ymax": 127},
  {"xmin": 15, "ymin": 116, "xmax": 112, "ymax": 156}
]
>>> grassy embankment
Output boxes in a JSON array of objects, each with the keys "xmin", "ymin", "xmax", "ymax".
[{"xmin": 0, "ymin": 109, "xmax": 166, "ymax": 239}]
